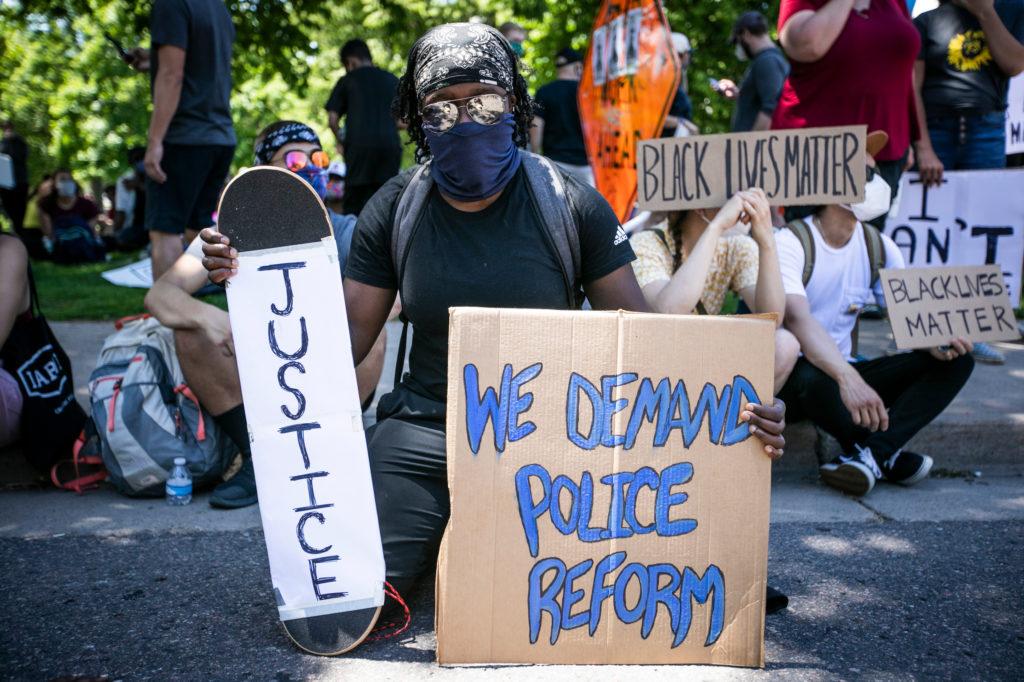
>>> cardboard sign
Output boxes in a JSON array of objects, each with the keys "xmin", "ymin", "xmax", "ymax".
[
  {"xmin": 636, "ymin": 126, "xmax": 868, "ymax": 211},
  {"xmin": 226, "ymin": 238, "xmax": 384, "ymax": 621},
  {"xmin": 579, "ymin": 0, "xmax": 680, "ymax": 222},
  {"xmin": 885, "ymin": 170, "xmax": 1024, "ymax": 302},
  {"xmin": 1007, "ymin": 74, "xmax": 1024, "ymax": 155},
  {"xmin": 880, "ymin": 265, "xmax": 1021, "ymax": 349},
  {"xmin": 437, "ymin": 308, "xmax": 774, "ymax": 666}
]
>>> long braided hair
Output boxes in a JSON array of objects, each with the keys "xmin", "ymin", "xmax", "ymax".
[
  {"xmin": 666, "ymin": 211, "xmax": 689, "ymax": 272},
  {"xmin": 392, "ymin": 30, "xmax": 534, "ymax": 164}
]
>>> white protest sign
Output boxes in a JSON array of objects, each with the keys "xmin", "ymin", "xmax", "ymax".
[
  {"xmin": 101, "ymin": 257, "xmax": 153, "ymax": 288},
  {"xmin": 226, "ymin": 238, "xmax": 384, "ymax": 621},
  {"xmin": 884, "ymin": 170, "xmax": 1024, "ymax": 303},
  {"xmin": 1007, "ymin": 74, "xmax": 1024, "ymax": 155},
  {"xmin": 880, "ymin": 265, "xmax": 1021, "ymax": 349}
]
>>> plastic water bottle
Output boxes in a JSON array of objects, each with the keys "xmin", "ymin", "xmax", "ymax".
[{"xmin": 166, "ymin": 457, "xmax": 192, "ymax": 506}]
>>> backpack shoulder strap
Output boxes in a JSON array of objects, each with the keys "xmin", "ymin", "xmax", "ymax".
[
  {"xmin": 785, "ymin": 218, "xmax": 815, "ymax": 287},
  {"xmin": 521, "ymin": 151, "xmax": 582, "ymax": 308},
  {"xmin": 862, "ymin": 223, "xmax": 885, "ymax": 288},
  {"xmin": 391, "ymin": 164, "xmax": 432, "ymax": 290}
]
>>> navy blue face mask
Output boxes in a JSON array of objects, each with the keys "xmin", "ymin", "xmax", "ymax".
[{"xmin": 424, "ymin": 113, "xmax": 521, "ymax": 201}]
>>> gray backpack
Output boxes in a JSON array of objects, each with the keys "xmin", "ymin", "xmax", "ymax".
[
  {"xmin": 88, "ymin": 316, "xmax": 234, "ymax": 496},
  {"xmin": 388, "ymin": 151, "xmax": 584, "ymax": 385}
]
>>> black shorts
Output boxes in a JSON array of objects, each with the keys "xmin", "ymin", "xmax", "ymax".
[{"xmin": 146, "ymin": 144, "xmax": 235, "ymax": 234}]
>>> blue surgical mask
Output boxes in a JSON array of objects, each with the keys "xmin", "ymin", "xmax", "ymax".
[
  {"xmin": 295, "ymin": 164, "xmax": 328, "ymax": 200},
  {"xmin": 424, "ymin": 113, "xmax": 522, "ymax": 202}
]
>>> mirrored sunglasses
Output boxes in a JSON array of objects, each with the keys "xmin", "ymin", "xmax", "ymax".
[
  {"xmin": 284, "ymin": 150, "xmax": 329, "ymax": 172},
  {"xmin": 421, "ymin": 93, "xmax": 507, "ymax": 134}
]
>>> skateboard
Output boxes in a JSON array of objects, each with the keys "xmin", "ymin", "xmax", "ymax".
[{"xmin": 218, "ymin": 167, "xmax": 384, "ymax": 655}]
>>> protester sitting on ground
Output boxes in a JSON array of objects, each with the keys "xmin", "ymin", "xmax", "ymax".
[
  {"xmin": 530, "ymin": 47, "xmax": 593, "ymax": 185},
  {"xmin": 912, "ymin": 0, "xmax": 1024, "ymax": 366},
  {"xmin": 111, "ymin": 146, "xmax": 149, "ymax": 251},
  {"xmin": 37, "ymin": 169, "xmax": 99, "ymax": 238},
  {"xmin": 145, "ymin": 119, "xmax": 388, "ymax": 509},
  {"xmin": 775, "ymin": 132, "xmax": 974, "ymax": 497},
  {"xmin": 199, "ymin": 23, "xmax": 787, "ymax": 620},
  {"xmin": 629, "ymin": 188, "xmax": 800, "ymax": 393},
  {"xmin": 0, "ymin": 234, "xmax": 29, "ymax": 448},
  {"xmin": 713, "ymin": 11, "xmax": 790, "ymax": 132}
]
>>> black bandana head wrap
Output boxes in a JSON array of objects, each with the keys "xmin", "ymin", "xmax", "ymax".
[
  {"xmin": 253, "ymin": 122, "xmax": 321, "ymax": 165},
  {"xmin": 413, "ymin": 23, "xmax": 516, "ymax": 100}
]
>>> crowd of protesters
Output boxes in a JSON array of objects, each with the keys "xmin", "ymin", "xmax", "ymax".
[{"xmin": 1, "ymin": 0, "xmax": 1022, "ymax": 633}]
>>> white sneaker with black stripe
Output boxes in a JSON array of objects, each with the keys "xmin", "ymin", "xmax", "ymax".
[{"xmin": 819, "ymin": 445, "xmax": 881, "ymax": 497}]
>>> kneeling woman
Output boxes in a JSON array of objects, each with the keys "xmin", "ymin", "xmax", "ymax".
[
  {"xmin": 629, "ymin": 188, "xmax": 800, "ymax": 392},
  {"xmin": 202, "ymin": 23, "xmax": 786, "ymax": 617}
]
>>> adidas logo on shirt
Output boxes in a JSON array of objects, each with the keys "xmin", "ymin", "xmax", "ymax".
[{"xmin": 613, "ymin": 225, "xmax": 629, "ymax": 246}]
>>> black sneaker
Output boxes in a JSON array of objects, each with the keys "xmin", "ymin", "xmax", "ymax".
[
  {"xmin": 880, "ymin": 450, "xmax": 933, "ymax": 486},
  {"xmin": 766, "ymin": 585, "xmax": 789, "ymax": 615},
  {"xmin": 819, "ymin": 446, "xmax": 880, "ymax": 497},
  {"xmin": 210, "ymin": 457, "xmax": 258, "ymax": 509}
]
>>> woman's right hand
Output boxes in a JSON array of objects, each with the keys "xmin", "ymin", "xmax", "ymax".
[
  {"xmin": 200, "ymin": 227, "xmax": 238, "ymax": 284},
  {"xmin": 739, "ymin": 188, "xmax": 774, "ymax": 247}
]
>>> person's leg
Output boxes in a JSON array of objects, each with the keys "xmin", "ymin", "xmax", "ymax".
[
  {"xmin": 775, "ymin": 357, "xmax": 867, "ymax": 452},
  {"xmin": 926, "ymin": 115, "xmax": 960, "ymax": 169},
  {"xmin": 854, "ymin": 351, "xmax": 974, "ymax": 463},
  {"xmin": 773, "ymin": 327, "xmax": 800, "ymax": 394},
  {"xmin": 147, "ymin": 144, "xmax": 204, "ymax": 281},
  {"xmin": 366, "ymin": 414, "xmax": 448, "ymax": 601},
  {"xmin": 172, "ymin": 319, "xmax": 256, "ymax": 508},
  {"xmin": 185, "ymin": 145, "xmax": 235, "ymax": 239}
]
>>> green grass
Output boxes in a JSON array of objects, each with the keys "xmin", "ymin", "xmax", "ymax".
[{"xmin": 31, "ymin": 253, "xmax": 226, "ymax": 321}]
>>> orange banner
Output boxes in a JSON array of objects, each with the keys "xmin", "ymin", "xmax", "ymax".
[{"xmin": 579, "ymin": 0, "xmax": 680, "ymax": 223}]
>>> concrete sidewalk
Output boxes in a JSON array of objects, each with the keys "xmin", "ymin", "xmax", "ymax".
[{"xmin": 45, "ymin": 316, "xmax": 1024, "ymax": 473}]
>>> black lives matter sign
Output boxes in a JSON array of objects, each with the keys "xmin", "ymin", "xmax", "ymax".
[{"xmin": 637, "ymin": 126, "xmax": 866, "ymax": 211}]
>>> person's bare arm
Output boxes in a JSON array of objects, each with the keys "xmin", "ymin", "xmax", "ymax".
[
  {"xmin": 144, "ymin": 249, "xmax": 220, "ymax": 331},
  {"xmin": 912, "ymin": 60, "xmax": 944, "ymax": 187},
  {"xmin": 780, "ymin": 0, "xmax": 856, "ymax": 62},
  {"xmin": 784, "ymin": 293, "xmax": 888, "ymax": 431},
  {"xmin": 328, "ymin": 110, "xmax": 341, "ymax": 139},
  {"xmin": 529, "ymin": 116, "xmax": 544, "ymax": 153},
  {"xmin": 958, "ymin": 0, "xmax": 1024, "ymax": 75},
  {"xmin": 738, "ymin": 190, "xmax": 785, "ymax": 325},
  {"xmin": 344, "ymin": 279, "xmax": 396, "ymax": 366},
  {"xmin": 145, "ymin": 45, "xmax": 186, "ymax": 184},
  {"xmin": 584, "ymin": 264, "xmax": 651, "ymax": 312},
  {"xmin": 0, "ymin": 236, "xmax": 30, "ymax": 346}
]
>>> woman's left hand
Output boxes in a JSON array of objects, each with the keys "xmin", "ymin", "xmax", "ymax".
[{"xmin": 741, "ymin": 398, "xmax": 786, "ymax": 460}]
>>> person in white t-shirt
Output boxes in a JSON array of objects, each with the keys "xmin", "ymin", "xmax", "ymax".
[{"xmin": 775, "ymin": 131, "xmax": 974, "ymax": 497}]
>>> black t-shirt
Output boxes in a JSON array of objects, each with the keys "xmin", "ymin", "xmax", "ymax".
[
  {"xmin": 534, "ymin": 79, "xmax": 588, "ymax": 166},
  {"xmin": 732, "ymin": 47, "xmax": 790, "ymax": 132},
  {"xmin": 150, "ymin": 0, "xmax": 236, "ymax": 146},
  {"xmin": 325, "ymin": 66, "xmax": 402, "ymax": 187},
  {"xmin": 915, "ymin": 1, "xmax": 1024, "ymax": 114},
  {"xmin": 345, "ymin": 163, "xmax": 635, "ymax": 402}
]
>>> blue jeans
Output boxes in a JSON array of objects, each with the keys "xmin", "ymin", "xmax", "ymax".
[{"xmin": 927, "ymin": 111, "xmax": 1007, "ymax": 170}]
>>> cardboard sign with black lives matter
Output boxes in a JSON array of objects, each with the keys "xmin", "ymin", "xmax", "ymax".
[
  {"xmin": 637, "ymin": 126, "xmax": 867, "ymax": 211},
  {"xmin": 436, "ymin": 308, "xmax": 775, "ymax": 666},
  {"xmin": 880, "ymin": 265, "xmax": 1021, "ymax": 350}
]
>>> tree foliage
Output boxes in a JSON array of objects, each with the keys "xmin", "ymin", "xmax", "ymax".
[{"xmin": 1, "ymin": 0, "xmax": 780, "ymax": 189}]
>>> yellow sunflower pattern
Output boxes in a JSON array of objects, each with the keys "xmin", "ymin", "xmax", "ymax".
[{"xmin": 947, "ymin": 29, "xmax": 992, "ymax": 71}]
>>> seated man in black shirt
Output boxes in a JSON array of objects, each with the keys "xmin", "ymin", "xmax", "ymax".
[
  {"xmin": 325, "ymin": 39, "xmax": 403, "ymax": 216},
  {"xmin": 201, "ymin": 23, "xmax": 787, "ymax": 621},
  {"xmin": 530, "ymin": 47, "xmax": 593, "ymax": 185}
]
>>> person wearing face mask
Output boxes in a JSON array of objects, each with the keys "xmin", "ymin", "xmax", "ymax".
[
  {"xmin": 499, "ymin": 21, "xmax": 528, "ymax": 57},
  {"xmin": 529, "ymin": 47, "xmax": 593, "ymax": 185},
  {"xmin": 630, "ymin": 188, "xmax": 799, "ymax": 394},
  {"xmin": 145, "ymin": 120, "xmax": 388, "ymax": 510},
  {"xmin": 775, "ymin": 131, "xmax": 975, "ymax": 498},
  {"xmin": 713, "ymin": 12, "xmax": 790, "ymax": 132},
  {"xmin": 201, "ymin": 22, "xmax": 788, "ymax": 618},
  {"xmin": 37, "ymin": 169, "xmax": 106, "ymax": 263},
  {"xmin": 662, "ymin": 32, "xmax": 696, "ymax": 137}
]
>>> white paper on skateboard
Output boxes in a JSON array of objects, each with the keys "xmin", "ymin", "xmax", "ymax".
[{"xmin": 218, "ymin": 166, "xmax": 384, "ymax": 654}]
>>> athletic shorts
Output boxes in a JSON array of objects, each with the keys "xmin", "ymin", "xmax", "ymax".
[{"xmin": 146, "ymin": 144, "xmax": 235, "ymax": 235}]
